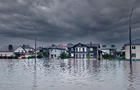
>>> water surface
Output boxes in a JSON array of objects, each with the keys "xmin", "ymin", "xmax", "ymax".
[{"xmin": 0, "ymin": 59, "xmax": 140, "ymax": 90}]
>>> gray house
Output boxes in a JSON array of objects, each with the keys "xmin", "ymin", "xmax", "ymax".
[
  {"xmin": 48, "ymin": 45, "xmax": 66, "ymax": 59},
  {"xmin": 67, "ymin": 43, "xmax": 101, "ymax": 60}
]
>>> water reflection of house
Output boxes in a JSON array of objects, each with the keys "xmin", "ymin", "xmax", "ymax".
[
  {"xmin": 67, "ymin": 42, "xmax": 102, "ymax": 60},
  {"xmin": 48, "ymin": 44, "xmax": 66, "ymax": 59},
  {"xmin": 0, "ymin": 45, "xmax": 25, "ymax": 59}
]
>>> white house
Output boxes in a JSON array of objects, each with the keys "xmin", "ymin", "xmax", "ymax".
[
  {"xmin": 101, "ymin": 49, "xmax": 110, "ymax": 55},
  {"xmin": 124, "ymin": 44, "xmax": 140, "ymax": 59},
  {"xmin": 0, "ymin": 45, "xmax": 25, "ymax": 58},
  {"xmin": 22, "ymin": 45, "xmax": 34, "ymax": 58},
  {"xmin": 22, "ymin": 45, "xmax": 34, "ymax": 53},
  {"xmin": 124, "ymin": 39, "xmax": 140, "ymax": 59},
  {"xmin": 48, "ymin": 45, "xmax": 66, "ymax": 59},
  {"xmin": 101, "ymin": 48, "xmax": 116, "ymax": 56},
  {"xmin": 14, "ymin": 47, "xmax": 25, "ymax": 53}
]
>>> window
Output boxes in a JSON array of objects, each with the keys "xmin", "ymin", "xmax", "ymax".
[
  {"xmin": 77, "ymin": 47, "xmax": 80, "ymax": 52},
  {"xmin": 76, "ymin": 54, "xmax": 78, "ymax": 58},
  {"xmin": 83, "ymin": 54, "xmax": 85, "ymax": 58},
  {"xmin": 90, "ymin": 48, "xmax": 93, "ymax": 51},
  {"xmin": 80, "ymin": 48, "xmax": 83, "ymax": 52},
  {"xmin": 84, "ymin": 47, "xmax": 87, "ymax": 52},
  {"xmin": 132, "ymin": 53, "xmax": 136, "ymax": 57},
  {"xmin": 71, "ymin": 53, "xmax": 74, "ymax": 57},
  {"xmin": 79, "ymin": 54, "xmax": 81, "ymax": 58},
  {"xmin": 77, "ymin": 54, "xmax": 79, "ymax": 58},
  {"xmin": 71, "ymin": 48, "xmax": 74, "ymax": 51},
  {"xmin": 132, "ymin": 46, "xmax": 136, "ymax": 49},
  {"xmin": 83, "ymin": 48, "xmax": 84, "ymax": 52}
]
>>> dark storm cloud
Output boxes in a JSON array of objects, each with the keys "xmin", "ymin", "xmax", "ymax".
[{"xmin": 0, "ymin": 0, "xmax": 140, "ymax": 47}]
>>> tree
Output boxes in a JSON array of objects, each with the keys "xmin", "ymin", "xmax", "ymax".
[{"xmin": 60, "ymin": 52, "xmax": 68, "ymax": 59}]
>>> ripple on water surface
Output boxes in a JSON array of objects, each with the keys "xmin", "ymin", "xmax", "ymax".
[{"xmin": 0, "ymin": 59, "xmax": 140, "ymax": 90}]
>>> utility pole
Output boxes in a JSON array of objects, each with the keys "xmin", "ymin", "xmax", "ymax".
[
  {"xmin": 35, "ymin": 37, "xmax": 37, "ymax": 65},
  {"xmin": 129, "ymin": 7, "xmax": 134, "ymax": 66}
]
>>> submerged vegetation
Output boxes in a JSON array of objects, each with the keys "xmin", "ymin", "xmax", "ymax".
[
  {"xmin": 60, "ymin": 52, "xmax": 69, "ymax": 59},
  {"xmin": 103, "ymin": 54, "xmax": 125, "ymax": 60}
]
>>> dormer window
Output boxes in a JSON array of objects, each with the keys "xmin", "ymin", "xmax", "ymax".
[{"xmin": 71, "ymin": 48, "xmax": 74, "ymax": 51}]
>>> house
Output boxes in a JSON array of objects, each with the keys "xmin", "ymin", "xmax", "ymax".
[
  {"xmin": 0, "ymin": 45, "xmax": 25, "ymax": 59},
  {"xmin": 22, "ymin": 45, "xmax": 34, "ymax": 58},
  {"xmin": 101, "ymin": 48, "xmax": 116, "ymax": 56},
  {"xmin": 48, "ymin": 44, "xmax": 66, "ymax": 59},
  {"xmin": 67, "ymin": 42, "xmax": 101, "ymax": 60},
  {"xmin": 121, "ymin": 46, "xmax": 125, "ymax": 57},
  {"xmin": 101, "ymin": 45, "xmax": 117, "ymax": 56},
  {"xmin": 37, "ymin": 47, "xmax": 49, "ymax": 58},
  {"xmin": 22, "ymin": 45, "xmax": 34, "ymax": 53},
  {"xmin": 123, "ymin": 39, "xmax": 140, "ymax": 59}
]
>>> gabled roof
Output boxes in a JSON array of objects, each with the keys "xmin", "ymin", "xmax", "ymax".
[
  {"xmin": 67, "ymin": 43, "xmax": 74, "ymax": 48},
  {"xmin": 72, "ymin": 43, "xmax": 100, "ymax": 48},
  {"xmin": 73, "ymin": 43, "xmax": 88, "ymax": 47}
]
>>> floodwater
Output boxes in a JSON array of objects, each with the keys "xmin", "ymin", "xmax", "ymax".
[{"xmin": 0, "ymin": 59, "xmax": 140, "ymax": 90}]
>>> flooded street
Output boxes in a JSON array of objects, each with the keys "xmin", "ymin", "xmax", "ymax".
[{"xmin": 0, "ymin": 59, "xmax": 140, "ymax": 90}]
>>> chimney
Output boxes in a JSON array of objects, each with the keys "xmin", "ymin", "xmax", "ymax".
[
  {"xmin": 90, "ymin": 42, "xmax": 92, "ymax": 46},
  {"xmin": 8, "ymin": 45, "xmax": 13, "ymax": 51}
]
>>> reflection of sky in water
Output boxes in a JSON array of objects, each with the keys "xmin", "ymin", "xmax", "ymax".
[{"xmin": 0, "ymin": 59, "xmax": 140, "ymax": 90}]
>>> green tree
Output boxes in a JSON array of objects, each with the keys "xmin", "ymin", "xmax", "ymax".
[{"xmin": 60, "ymin": 52, "xmax": 69, "ymax": 59}]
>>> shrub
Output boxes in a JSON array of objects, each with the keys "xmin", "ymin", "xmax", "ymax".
[{"xmin": 60, "ymin": 52, "xmax": 69, "ymax": 59}]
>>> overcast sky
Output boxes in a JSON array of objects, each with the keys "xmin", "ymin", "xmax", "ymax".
[{"xmin": 0, "ymin": 0, "xmax": 140, "ymax": 49}]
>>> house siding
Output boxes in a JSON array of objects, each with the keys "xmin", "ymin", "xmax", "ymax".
[
  {"xmin": 68, "ymin": 43, "xmax": 100, "ymax": 59},
  {"xmin": 125, "ymin": 45, "xmax": 140, "ymax": 59},
  {"xmin": 49, "ymin": 48, "xmax": 66, "ymax": 59},
  {"xmin": 0, "ymin": 52, "xmax": 14, "ymax": 57}
]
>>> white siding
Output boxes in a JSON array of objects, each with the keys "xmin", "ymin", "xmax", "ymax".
[
  {"xmin": 136, "ymin": 45, "xmax": 140, "ymax": 59},
  {"xmin": 102, "ymin": 49, "xmax": 110, "ymax": 55},
  {"xmin": 125, "ymin": 45, "xmax": 140, "ymax": 59},
  {"xmin": 0, "ymin": 52, "xmax": 14, "ymax": 57},
  {"xmin": 49, "ymin": 49, "xmax": 66, "ymax": 59}
]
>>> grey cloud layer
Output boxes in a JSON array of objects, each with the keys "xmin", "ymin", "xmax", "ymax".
[{"xmin": 0, "ymin": 0, "xmax": 140, "ymax": 47}]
